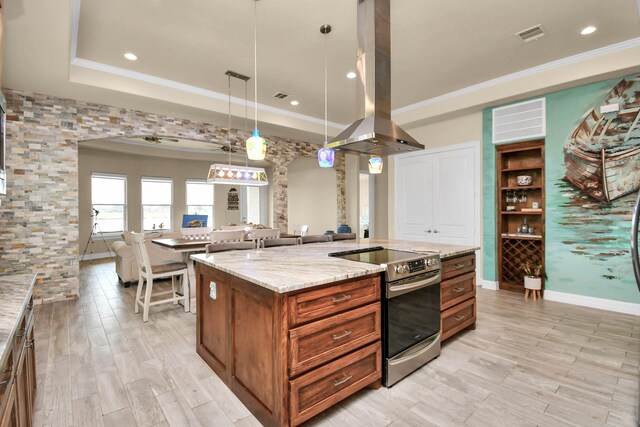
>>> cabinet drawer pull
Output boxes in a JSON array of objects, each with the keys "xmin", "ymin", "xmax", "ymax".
[
  {"xmin": 0, "ymin": 366, "xmax": 13, "ymax": 386},
  {"xmin": 333, "ymin": 375, "xmax": 353, "ymax": 386},
  {"xmin": 15, "ymin": 328, "xmax": 25, "ymax": 338},
  {"xmin": 332, "ymin": 330, "xmax": 352, "ymax": 340},
  {"xmin": 452, "ymin": 286, "xmax": 465, "ymax": 294},
  {"xmin": 332, "ymin": 294, "xmax": 352, "ymax": 303},
  {"xmin": 25, "ymin": 339, "xmax": 34, "ymax": 349},
  {"xmin": 451, "ymin": 263, "xmax": 466, "ymax": 270},
  {"xmin": 454, "ymin": 314, "xmax": 466, "ymax": 322}
]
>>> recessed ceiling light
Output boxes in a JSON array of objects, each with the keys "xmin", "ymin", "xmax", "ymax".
[
  {"xmin": 124, "ymin": 52, "xmax": 138, "ymax": 61},
  {"xmin": 346, "ymin": 71, "xmax": 357, "ymax": 79},
  {"xmin": 290, "ymin": 100, "xmax": 300, "ymax": 106},
  {"xmin": 580, "ymin": 26, "xmax": 597, "ymax": 35}
]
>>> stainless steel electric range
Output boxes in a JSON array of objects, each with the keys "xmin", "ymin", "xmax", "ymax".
[{"xmin": 329, "ymin": 246, "xmax": 441, "ymax": 386}]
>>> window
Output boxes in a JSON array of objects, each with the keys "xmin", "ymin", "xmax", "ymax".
[
  {"xmin": 142, "ymin": 177, "xmax": 172, "ymax": 231},
  {"xmin": 186, "ymin": 180, "xmax": 214, "ymax": 225},
  {"xmin": 246, "ymin": 186, "xmax": 261, "ymax": 225},
  {"xmin": 91, "ymin": 173, "xmax": 126, "ymax": 233}
]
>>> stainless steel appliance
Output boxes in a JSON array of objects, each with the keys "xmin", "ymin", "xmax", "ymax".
[
  {"xmin": 329, "ymin": 247, "xmax": 441, "ymax": 386},
  {"xmin": 632, "ymin": 191, "xmax": 640, "ymax": 292},
  {"xmin": 323, "ymin": 0, "xmax": 424, "ymax": 156}
]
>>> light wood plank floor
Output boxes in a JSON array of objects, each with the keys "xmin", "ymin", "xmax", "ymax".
[{"xmin": 32, "ymin": 260, "xmax": 639, "ymax": 426}]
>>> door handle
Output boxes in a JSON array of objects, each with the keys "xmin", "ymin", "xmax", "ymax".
[
  {"xmin": 433, "ymin": 230, "xmax": 440, "ymax": 234},
  {"xmin": 424, "ymin": 229, "xmax": 432, "ymax": 233}
]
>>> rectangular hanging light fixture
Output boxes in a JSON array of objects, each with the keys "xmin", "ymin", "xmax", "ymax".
[{"xmin": 207, "ymin": 164, "xmax": 269, "ymax": 186}]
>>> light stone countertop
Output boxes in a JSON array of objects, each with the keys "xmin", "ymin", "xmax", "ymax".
[
  {"xmin": 0, "ymin": 274, "xmax": 36, "ymax": 368},
  {"xmin": 191, "ymin": 239, "xmax": 479, "ymax": 293}
]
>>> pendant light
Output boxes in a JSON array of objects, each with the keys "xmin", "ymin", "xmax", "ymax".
[
  {"xmin": 369, "ymin": 156, "xmax": 383, "ymax": 174},
  {"xmin": 208, "ymin": 71, "xmax": 268, "ymax": 186},
  {"xmin": 246, "ymin": 0, "xmax": 267, "ymax": 160},
  {"xmin": 317, "ymin": 24, "xmax": 335, "ymax": 168}
]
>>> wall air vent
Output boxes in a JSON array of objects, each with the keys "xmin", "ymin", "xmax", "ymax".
[
  {"xmin": 492, "ymin": 98, "xmax": 546, "ymax": 144},
  {"xmin": 273, "ymin": 92, "xmax": 289, "ymax": 99},
  {"xmin": 516, "ymin": 25, "xmax": 545, "ymax": 42}
]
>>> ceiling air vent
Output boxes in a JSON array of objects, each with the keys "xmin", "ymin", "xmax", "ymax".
[
  {"xmin": 273, "ymin": 92, "xmax": 289, "ymax": 99},
  {"xmin": 516, "ymin": 25, "xmax": 545, "ymax": 42},
  {"xmin": 492, "ymin": 98, "xmax": 546, "ymax": 144}
]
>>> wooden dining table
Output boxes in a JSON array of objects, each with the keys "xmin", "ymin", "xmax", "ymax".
[{"xmin": 152, "ymin": 238, "xmax": 211, "ymax": 313}]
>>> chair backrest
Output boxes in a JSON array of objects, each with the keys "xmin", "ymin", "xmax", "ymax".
[
  {"xmin": 250, "ymin": 228, "xmax": 280, "ymax": 240},
  {"xmin": 261, "ymin": 237, "xmax": 299, "ymax": 248},
  {"xmin": 131, "ymin": 232, "xmax": 152, "ymax": 275},
  {"xmin": 221, "ymin": 225, "xmax": 252, "ymax": 232},
  {"xmin": 301, "ymin": 235, "xmax": 331, "ymax": 244},
  {"xmin": 292, "ymin": 224, "xmax": 309, "ymax": 236},
  {"xmin": 210, "ymin": 230, "xmax": 246, "ymax": 243},
  {"xmin": 331, "ymin": 232, "xmax": 357, "ymax": 241},
  {"xmin": 206, "ymin": 241, "xmax": 255, "ymax": 253}
]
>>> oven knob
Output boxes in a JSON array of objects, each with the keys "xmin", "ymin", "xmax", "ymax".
[
  {"xmin": 394, "ymin": 265, "xmax": 402, "ymax": 273},
  {"xmin": 402, "ymin": 265, "xmax": 410, "ymax": 273},
  {"xmin": 427, "ymin": 259, "xmax": 432, "ymax": 266}
]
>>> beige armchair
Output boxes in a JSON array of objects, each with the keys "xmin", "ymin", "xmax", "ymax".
[{"xmin": 112, "ymin": 231, "xmax": 182, "ymax": 286}]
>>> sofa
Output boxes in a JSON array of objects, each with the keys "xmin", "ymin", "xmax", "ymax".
[{"xmin": 112, "ymin": 231, "xmax": 183, "ymax": 286}]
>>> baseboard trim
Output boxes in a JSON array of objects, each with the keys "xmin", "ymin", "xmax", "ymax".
[
  {"xmin": 482, "ymin": 280, "xmax": 499, "ymax": 290},
  {"xmin": 544, "ymin": 290, "xmax": 640, "ymax": 316},
  {"xmin": 80, "ymin": 252, "xmax": 114, "ymax": 261}
]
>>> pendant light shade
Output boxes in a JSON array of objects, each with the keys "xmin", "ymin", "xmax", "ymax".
[
  {"xmin": 318, "ymin": 142, "xmax": 335, "ymax": 168},
  {"xmin": 246, "ymin": 129, "xmax": 267, "ymax": 160},
  {"xmin": 317, "ymin": 24, "xmax": 334, "ymax": 168},
  {"xmin": 245, "ymin": 0, "xmax": 267, "ymax": 160},
  {"xmin": 369, "ymin": 157, "xmax": 383, "ymax": 174}
]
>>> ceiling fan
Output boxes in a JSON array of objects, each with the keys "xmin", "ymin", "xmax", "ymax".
[{"xmin": 140, "ymin": 135, "xmax": 180, "ymax": 143}]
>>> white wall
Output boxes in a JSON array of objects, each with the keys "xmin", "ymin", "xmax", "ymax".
[{"xmin": 287, "ymin": 157, "xmax": 338, "ymax": 235}]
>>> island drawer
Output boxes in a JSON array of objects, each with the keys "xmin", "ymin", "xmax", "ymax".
[
  {"xmin": 441, "ymin": 297, "xmax": 476, "ymax": 341},
  {"xmin": 287, "ymin": 275, "xmax": 381, "ymax": 327},
  {"xmin": 441, "ymin": 271, "xmax": 475, "ymax": 311},
  {"xmin": 289, "ymin": 342, "xmax": 381, "ymax": 426},
  {"xmin": 289, "ymin": 303, "xmax": 380, "ymax": 376},
  {"xmin": 441, "ymin": 253, "xmax": 476, "ymax": 281}
]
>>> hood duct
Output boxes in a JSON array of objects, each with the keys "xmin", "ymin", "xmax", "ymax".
[{"xmin": 324, "ymin": 0, "xmax": 424, "ymax": 156}]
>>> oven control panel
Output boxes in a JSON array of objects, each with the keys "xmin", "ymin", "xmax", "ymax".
[{"xmin": 390, "ymin": 257, "xmax": 440, "ymax": 281}]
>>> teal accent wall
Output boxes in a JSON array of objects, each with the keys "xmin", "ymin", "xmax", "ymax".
[{"xmin": 483, "ymin": 74, "xmax": 640, "ymax": 303}]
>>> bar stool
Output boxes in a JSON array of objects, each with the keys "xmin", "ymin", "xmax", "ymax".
[
  {"xmin": 250, "ymin": 228, "xmax": 280, "ymax": 248},
  {"xmin": 131, "ymin": 232, "xmax": 189, "ymax": 322},
  {"xmin": 210, "ymin": 230, "xmax": 246, "ymax": 243}
]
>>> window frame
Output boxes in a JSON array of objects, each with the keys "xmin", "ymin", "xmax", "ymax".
[
  {"xmin": 185, "ymin": 179, "xmax": 215, "ymax": 227},
  {"xmin": 141, "ymin": 176, "xmax": 173, "ymax": 232},
  {"xmin": 90, "ymin": 172, "xmax": 127, "ymax": 237}
]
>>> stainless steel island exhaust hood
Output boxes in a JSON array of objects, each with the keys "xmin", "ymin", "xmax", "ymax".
[{"xmin": 324, "ymin": 0, "xmax": 424, "ymax": 156}]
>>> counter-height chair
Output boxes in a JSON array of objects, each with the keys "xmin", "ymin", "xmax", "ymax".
[
  {"xmin": 331, "ymin": 232, "xmax": 357, "ymax": 241},
  {"xmin": 131, "ymin": 232, "xmax": 189, "ymax": 322},
  {"xmin": 210, "ymin": 230, "xmax": 246, "ymax": 243},
  {"xmin": 206, "ymin": 241, "xmax": 255, "ymax": 253},
  {"xmin": 292, "ymin": 224, "xmax": 309, "ymax": 236},
  {"xmin": 250, "ymin": 228, "xmax": 280, "ymax": 248},
  {"xmin": 260, "ymin": 237, "xmax": 300, "ymax": 248},
  {"xmin": 301, "ymin": 235, "xmax": 331, "ymax": 244}
]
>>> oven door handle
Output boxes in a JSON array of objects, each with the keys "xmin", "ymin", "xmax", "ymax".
[{"xmin": 387, "ymin": 272, "xmax": 441, "ymax": 299}]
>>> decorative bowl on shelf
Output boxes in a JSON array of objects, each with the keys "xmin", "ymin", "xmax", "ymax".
[{"xmin": 517, "ymin": 175, "xmax": 532, "ymax": 186}]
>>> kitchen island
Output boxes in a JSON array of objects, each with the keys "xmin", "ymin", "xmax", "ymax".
[{"xmin": 191, "ymin": 239, "xmax": 478, "ymax": 427}]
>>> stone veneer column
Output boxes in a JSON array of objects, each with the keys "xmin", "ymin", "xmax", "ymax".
[{"xmin": 0, "ymin": 89, "xmax": 346, "ymax": 302}]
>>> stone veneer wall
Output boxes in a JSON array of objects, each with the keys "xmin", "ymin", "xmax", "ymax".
[{"xmin": 0, "ymin": 89, "xmax": 346, "ymax": 303}]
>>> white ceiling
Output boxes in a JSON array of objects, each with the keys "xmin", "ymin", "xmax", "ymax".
[{"xmin": 3, "ymin": 0, "xmax": 640, "ymax": 146}]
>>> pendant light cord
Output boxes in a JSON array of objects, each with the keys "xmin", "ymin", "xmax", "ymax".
[
  {"xmin": 227, "ymin": 74, "xmax": 232, "ymax": 167},
  {"xmin": 254, "ymin": 0, "xmax": 259, "ymax": 130},
  {"xmin": 324, "ymin": 33, "xmax": 328, "ymax": 143},
  {"xmin": 244, "ymin": 80, "xmax": 249, "ymax": 167}
]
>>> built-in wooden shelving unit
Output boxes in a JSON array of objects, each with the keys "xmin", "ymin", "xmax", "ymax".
[{"xmin": 496, "ymin": 140, "xmax": 546, "ymax": 293}]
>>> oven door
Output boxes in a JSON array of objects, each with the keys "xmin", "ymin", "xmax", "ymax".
[{"xmin": 384, "ymin": 271, "xmax": 441, "ymax": 358}]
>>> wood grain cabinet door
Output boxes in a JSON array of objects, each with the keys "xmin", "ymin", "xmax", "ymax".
[{"xmin": 0, "ymin": 384, "xmax": 17, "ymax": 427}]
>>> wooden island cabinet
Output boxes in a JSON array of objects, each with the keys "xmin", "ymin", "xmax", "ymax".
[
  {"xmin": 0, "ymin": 275, "xmax": 37, "ymax": 427},
  {"xmin": 440, "ymin": 252, "xmax": 477, "ymax": 341},
  {"xmin": 195, "ymin": 263, "xmax": 382, "ymax": 427}
]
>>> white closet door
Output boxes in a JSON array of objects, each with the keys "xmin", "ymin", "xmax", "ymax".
[
  {"xmin": 431, "ymin": 147, "xmax": 475, "ymax": 245},
  {"xmin": 396, "ymin": 154, "xmax": 433, "ymax": 242}
]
